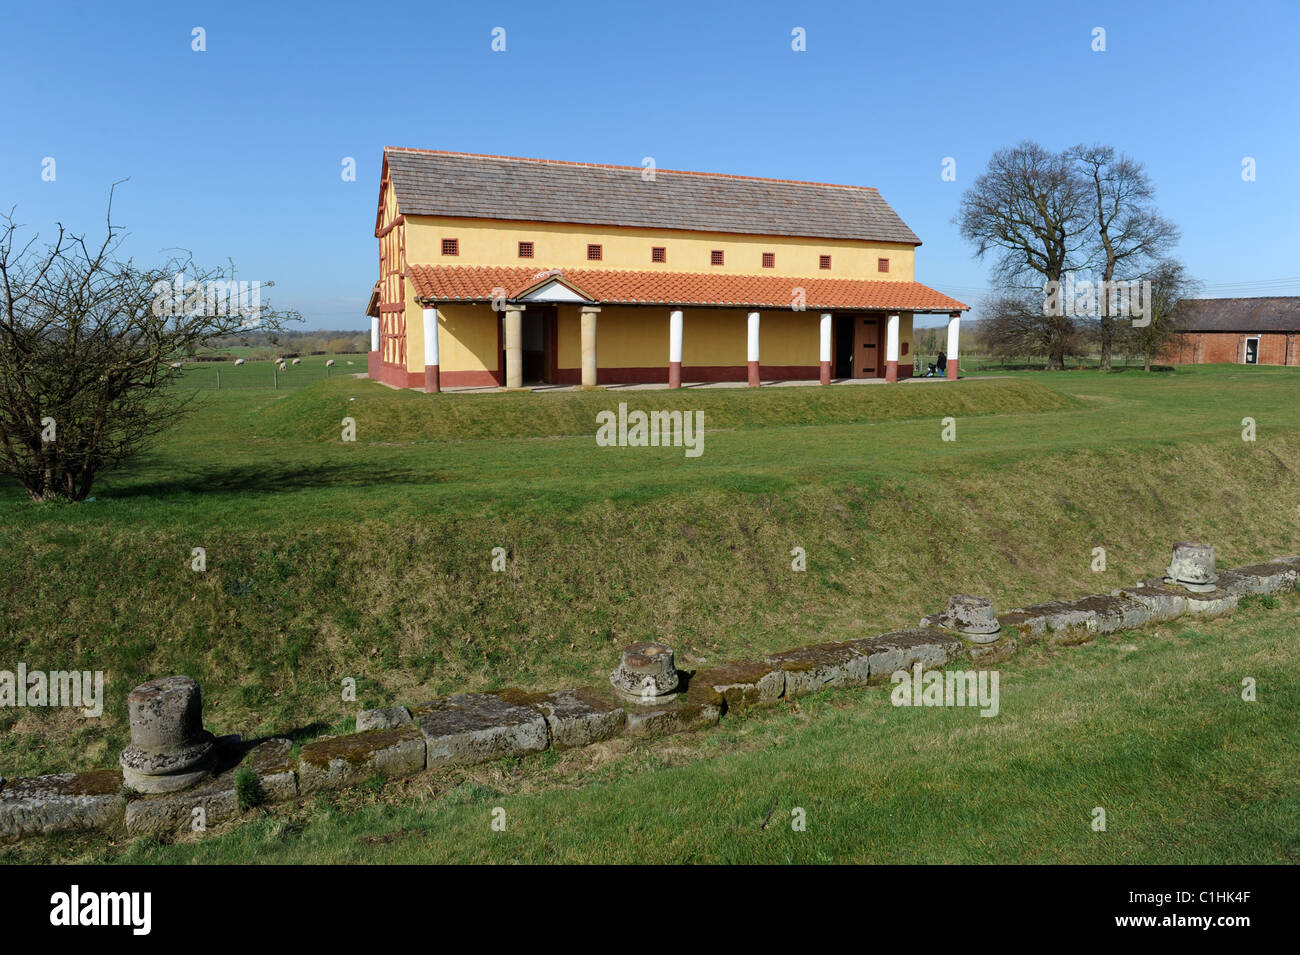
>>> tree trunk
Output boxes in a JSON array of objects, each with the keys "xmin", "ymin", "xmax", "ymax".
[{"xmin": 1098, "ymin": 259, "xmax": 1116, "ymax": 372}]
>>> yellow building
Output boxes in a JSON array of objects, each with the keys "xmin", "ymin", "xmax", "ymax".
[{"xmin": 367, "ymin": 147, "xmax": 968, "ymax": 391}]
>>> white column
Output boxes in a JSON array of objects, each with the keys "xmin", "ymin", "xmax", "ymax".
[
  {"xmin": 668, "ymin": 308, "xmax": 683, "ymax": 388},
  {"xmin": 885, "ymin": 313, "xmax": 900, "ymax": 382},
  {"xmin": 422, "ymin": 308, "xmax": 439, "ymax": 367},
  {"xmin": 819, "ymin": 312, "xmax": 832, "ymax": 384},
  {"xmin": 946, "ymin": 312, "xmax": 960, "ymax": 380},
  {"xmin": 422, "ymin": 307, "xmax": 440, "ymax": 392},
  {"xmin": 747, "ymin": 311, "xmax": 760, "ymax": 386},
  {"xmin": 370, "ymin": 316, "xmax": 380, "ymax": 352}
]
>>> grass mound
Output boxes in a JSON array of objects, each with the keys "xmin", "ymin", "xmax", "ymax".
[
  {"xmin": 3, "ymin": 432, "xmax": 1298, "ymax": 780},
  {"xmin": 252, "ymin": 375, "xmax": 1077, "ymax": 443}
]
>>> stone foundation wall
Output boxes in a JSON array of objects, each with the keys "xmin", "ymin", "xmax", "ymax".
[{"xmin": 4, "ymin": 548, "xmax": 1298, "ymax": 843}]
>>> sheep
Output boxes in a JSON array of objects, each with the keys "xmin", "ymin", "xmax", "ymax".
[
  {"xmin": 325, "ymin": 359, "xmax": 335, "ymax": 367},
  {"xmin": 291, "ymin": 357, "xmax": 301, "ymax": 365},
  {"xmin": 278, "ymin": 362, "xmax": 287, "ymax": 371},
  {"xmin": 346, "ymin": 360, "xmax": 354, "ymax": 365},
  {"xmin": 168, "ymin": 361, "xmax": 183, "ymax": 369},
  {"xmin": 234, "ymin": 358, "xmax": 246, "ymax": 366}
]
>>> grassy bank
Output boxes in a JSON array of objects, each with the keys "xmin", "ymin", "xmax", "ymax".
[
  {"xmin": 254, "ymin": 373, "xmax": 1074, "ymax": 442},
  {"xmin": 0, "ymin": 365, "xmax": 1297, "ymax": 782},
  {"xmin": 9, "ymin": 590, "xmax": 1298, "ymax": 864}
]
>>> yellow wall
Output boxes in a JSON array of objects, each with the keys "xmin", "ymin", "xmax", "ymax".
[
  {"xmin": 408, "ymin": 303, "xmax": 422, "ymax": 374},
  {"xmin": 403, "ymin": 216, "xmax": 915, "ymax": 282},
  {"xmin": 434, "ymin": 304, "xmax": 905, "ymax": 374},
  {"xmin": 680, "ymin": 309, "xmax": 746, "ymax": 366},
  {"xmin": 394, "ymin": 211, "xmax": 921, "ymax": 376},
  {"xmin": 757, "ymin": 312, "xmax": 822, "ymax": 366},
  {"xmin": 557, "ymin": 306, "xmax": 823, "ymax": 370},
  {"xmin": 421, "ymin": 303, "xmax": 499, "ymax": 374},
  {"xmin": 557, "ymin": 309, "xmax": 580, "ymax": 368}
]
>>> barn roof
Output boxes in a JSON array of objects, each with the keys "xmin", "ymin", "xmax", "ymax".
[
  {"xmin": 1178, "ymin": 297, "xmax": 1300, "ymax": 332},
  {"xmin": 383, "ymin": 147, "xmax": 922, "ymax": 245}
]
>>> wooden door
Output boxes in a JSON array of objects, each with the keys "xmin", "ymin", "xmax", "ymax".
[{"xmin": 853, "ymin": 315, "xmax": 882, "ymax": 377}]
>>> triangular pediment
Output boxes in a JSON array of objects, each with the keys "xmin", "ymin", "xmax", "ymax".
[{"xmin": 516, "ymin": 272, "xmax": 595, "ymax": 303}]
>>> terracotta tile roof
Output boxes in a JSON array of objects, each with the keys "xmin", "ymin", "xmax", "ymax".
[
  {"xmin": 409, "ymin": 265, "xmax": 968, "ymax": 312},
  {"xmin": 1177, "ymin": 297, "xmax": 1300, "ymax": 332},
  {"xmin": 385, "ymin": 147, "xmax": 922, "ymax": 245}
]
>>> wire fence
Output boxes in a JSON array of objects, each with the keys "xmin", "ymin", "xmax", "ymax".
[
  {"xmin": 915, "ymin": 352, "xmax": 1152, "ymax": 375},
  {"xmin": 172, "ymin": 355, "xmax": 368, "ymax": 391}
]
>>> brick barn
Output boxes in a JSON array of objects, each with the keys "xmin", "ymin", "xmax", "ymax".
[
  {"xmin": 366, "ymin": 147, "xmax": 969, "ymax": 391},
  {"xmin": 1165, "ymin": 297, "xmax": 1300, "ymax": 366}
]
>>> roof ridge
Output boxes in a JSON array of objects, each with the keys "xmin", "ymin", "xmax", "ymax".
[{"xmin": 384, "ymin": 146, "xmax": 880, "ymax": 192}]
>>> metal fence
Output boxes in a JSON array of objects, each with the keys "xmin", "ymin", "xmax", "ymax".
[
  {"xmin": 920, "ymin": 353, "xmax": 1147, "ymax": 374},
  {"xmin": 173, "ymin": 356, "xmax": 367, "ymax": 390}
]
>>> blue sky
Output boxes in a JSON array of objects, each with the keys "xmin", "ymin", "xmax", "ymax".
[{"xmin": 3, "ymin": 0, "xmax": 1297, "ymax": 329}]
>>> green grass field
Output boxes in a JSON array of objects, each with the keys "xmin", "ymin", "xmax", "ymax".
[
  {"xmin": 1, "ymin": 361, "xmax": 1297, "ymax": 862},
  {"xmin": 165, "ymin": 352, "xmax": 369, "ymax": 391},
  {"xmin": 8, "ymin": 590, "xmax": 1298, "ymax": 864}
]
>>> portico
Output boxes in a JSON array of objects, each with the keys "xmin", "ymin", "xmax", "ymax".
[{"xmin": 403, "ymin": 266, "xmax": 966, "ymax": 392}]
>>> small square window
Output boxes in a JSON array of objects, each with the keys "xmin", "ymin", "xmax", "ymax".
[
  {"xmin": 761, "ymin": 252, "xmax": 775, "ymax": 268},
  {"xmin": 442, "ymin": 238, "xmax": 459, "ymax": 256},
  {"xmin": 651, "ymin": 246, "xmax": 667, "ymax": 263},
  {"xmin": 710, "ymin": 249, "xmax": 724, "ymax": 266},
  {"xmin": 878, "ymin": 257, "xmax": 889, "ymax": 273},
  {"xmin": 518, "ymin": 241, "xmax": 534, "ymax": 259},
  {"xmin": 819, "ymin": 254, "xmax": 832, "ymax": 270},
  {"xmin": 587, "ymin": 244, "xmax": 603, "ymax": 261}
]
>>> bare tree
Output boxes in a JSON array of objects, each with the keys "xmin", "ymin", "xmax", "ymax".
[
  {"xmin": 1068, "ymin": 145, "xmax": 1180, "ymax": 371},
  {"xmin": 979, "ymin": 292, "xmax": 1088, "ymax": 365},
  {"xmin": 0, "ymin": 191, "xmax": 298, "ymax": 501},
  {"xmin": 957, "ymin": 141, "xmax": 1095, "ymax": 369},
  {"xmin": 1131, "ymin": 259, "xmax": 1199, "ymax": 372}
]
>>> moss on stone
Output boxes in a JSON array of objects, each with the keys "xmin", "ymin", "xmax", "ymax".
[
  {"xmin": 298, "ymin": 726, "xmax": 423, "ymax": 769},
  {"xmin": 3, "ymin": 770, "xmax": 124, "ymax": 799}
]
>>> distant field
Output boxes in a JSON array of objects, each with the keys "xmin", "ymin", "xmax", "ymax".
[
  {"xmin": 0, "ymin": 364, "xmax": 1298, "ymax": 793},
  {"xmin": 170, "ymin": 353, "xmax": 368, "ymax": 390},
  {"xmin": 915, "ymin": 352, "xmax": 1173, "ymax": 374}
]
